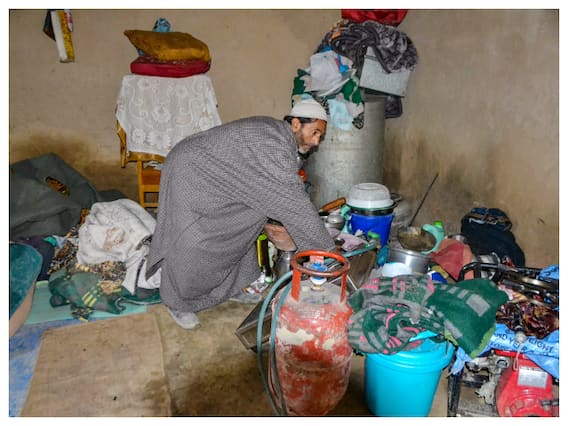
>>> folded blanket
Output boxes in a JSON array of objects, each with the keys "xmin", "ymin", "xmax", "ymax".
[{"xmin": 348, "ymin": 275, "xmax": 508, "ymax": 357}]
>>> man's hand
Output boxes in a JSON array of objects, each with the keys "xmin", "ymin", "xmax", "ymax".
[{"xmin": 263, "ymin": 223, "xmax": 297, "ymax": 251}]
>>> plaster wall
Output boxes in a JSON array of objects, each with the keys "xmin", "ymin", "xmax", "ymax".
[{"xmin": 388, "ymin": 9, "xmax": 558, "ymax": 267}]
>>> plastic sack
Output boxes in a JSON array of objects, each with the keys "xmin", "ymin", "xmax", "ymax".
[
  {"xmin": 539, "ymin": 264, "xmax": 559, "ymax": 281},
  {"xmin": 450, "ymin": 323, "xmax": 559, "ymax": 379}
]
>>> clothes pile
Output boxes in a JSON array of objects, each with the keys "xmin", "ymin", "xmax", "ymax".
[
  {"xmin": 46, "ymin": 199, "xmax": 162, "ymax": 321},
  {"xmin": 9, "ymin": 152, "xmax": 161, "ymax": 322},
  {"xmin": 348, "ymin": 274, "xmax": 508, "ymax": 357},
  {"xmin": 292, "ymin": 15, "xmax": 419, "ymax": 130}
]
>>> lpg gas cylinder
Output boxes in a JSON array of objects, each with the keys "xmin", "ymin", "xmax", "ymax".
[{"xmin": 269, "ymin": 250, "xmax": 352, "ymax": 416}]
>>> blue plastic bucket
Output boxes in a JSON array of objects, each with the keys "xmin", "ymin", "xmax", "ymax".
[
  {"xmin": 349, "ymin": 211, "xmax": 394, "ymax": 247},
  {"xmin": 365, "ymin": 338, "xmax": 455, "ymax": 416}
]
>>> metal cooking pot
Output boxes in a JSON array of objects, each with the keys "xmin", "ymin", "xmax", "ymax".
[
  {"xmin": 273, "ymin": 250, "xmax": 294, "ymax": 281},
  {"xmin": 325, "ymin": 212, "xmax": 345, "ymax": 229},
  {"xmin": 319, "ymin": 211, "xmax": 345, "ymax": 238},
  {"xmin": 386, "ymin": 245, "xmax": 430, "ymax": 274}
]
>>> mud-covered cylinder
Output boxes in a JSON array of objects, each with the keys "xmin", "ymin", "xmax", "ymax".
[
  {"xmin": 304, "ymin": 94, "xmax": 387, "ymax": 209},
  {"xmin": 269, "ymin": 251, "xmax": 352, "ymax": 416}
]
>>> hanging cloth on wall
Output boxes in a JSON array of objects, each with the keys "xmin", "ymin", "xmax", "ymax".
[{"xmin": 43, "ymin": 9, "xmax": 75, "ymax": 63}]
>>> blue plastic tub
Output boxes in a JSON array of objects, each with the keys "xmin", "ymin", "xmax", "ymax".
[
  {"xmin": 365, "ymin": 338, "xmax": 455, "ymax": 417},
  {"xmin": 349, "ymin": 211, "xmax": 394, "ymax": 247}
]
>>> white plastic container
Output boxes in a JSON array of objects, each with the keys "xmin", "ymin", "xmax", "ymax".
[{"xmin": 346, "ymin": 182, "xmax": 393, "ymax": 210}]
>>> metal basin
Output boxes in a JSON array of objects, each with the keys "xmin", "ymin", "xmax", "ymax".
[
  {"xmin": 386, "ymin": 245, "xmax": 430, "ymax": 274},
  {"xmin": 397, "ymin": 226, "xmax": 436, "ymax": 252}
]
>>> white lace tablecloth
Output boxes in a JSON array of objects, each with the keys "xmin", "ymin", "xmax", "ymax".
[{"xmin": 115, "ymin": 74, "xmax": 222, "ymax": 157}]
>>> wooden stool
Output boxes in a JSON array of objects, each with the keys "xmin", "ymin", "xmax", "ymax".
[
  {"xmin": 117, "ymin": 121, "xmax": 165, "ymax": 208},
  {"xmin": 137, "ymin": 161, "xmax": 161, "ymax": 209}
]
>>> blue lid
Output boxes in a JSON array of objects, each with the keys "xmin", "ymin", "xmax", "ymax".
[
  {"xmin": 310, "ymin": 262, "xmax": 327, "ymax": 272},
  {"xmin": 309, "ymin": 262, "xmax": 327, "ymax": 285}
]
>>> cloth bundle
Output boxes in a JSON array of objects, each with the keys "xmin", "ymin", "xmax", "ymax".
[
  {"xmin": 47, "ymin": 216, "xmax": 161, "ymax": 320},
  {"xmin": 461, "ymin": 207, "xmax": 525, "ymax": 267},
  {"xmin": 318, "ymin": 20, "xmax": 418, "ymax": 74},
  {"xmin": 292, "ymin": 65, "xmax": 364, "ymax": 131},
  {"xmin": 9, "ymin": 153, "xmax": 104, "ymax": 240},
  {"xmin": 48, "ymin": 260, "xmax": 126, "ymax": 321},
  {"xmin": 77, "ymin": 198, "xmax": 161, "ymax": 294},
  {"xmin": 348, "ymin": 274, "xmax": 509, "ymax": 357},
  {"xmin": 314, "ymin": 19, "xmax": 419, "ymax": 119}
]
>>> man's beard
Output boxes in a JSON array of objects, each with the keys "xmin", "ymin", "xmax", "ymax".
[{"xmin": 294, "ymin": 129, "xmax": 311, "ymax": 156}]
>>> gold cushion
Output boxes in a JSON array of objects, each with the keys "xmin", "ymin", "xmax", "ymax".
[{"xmin": 124, "ymin": 30, "xmax": 211, "ymax": 62}]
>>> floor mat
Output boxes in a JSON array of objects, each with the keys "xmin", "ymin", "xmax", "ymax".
[
  {"xmin": 25, "ymin": 280, "xmax": 147, "ymax": 325},
  {"xmin": 20, "ymin": 313, "xmax": 172, "ymax": 416},
  {"xmin": 9, "ymin": 318, "xmax": 82, "ymax": 417}
]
